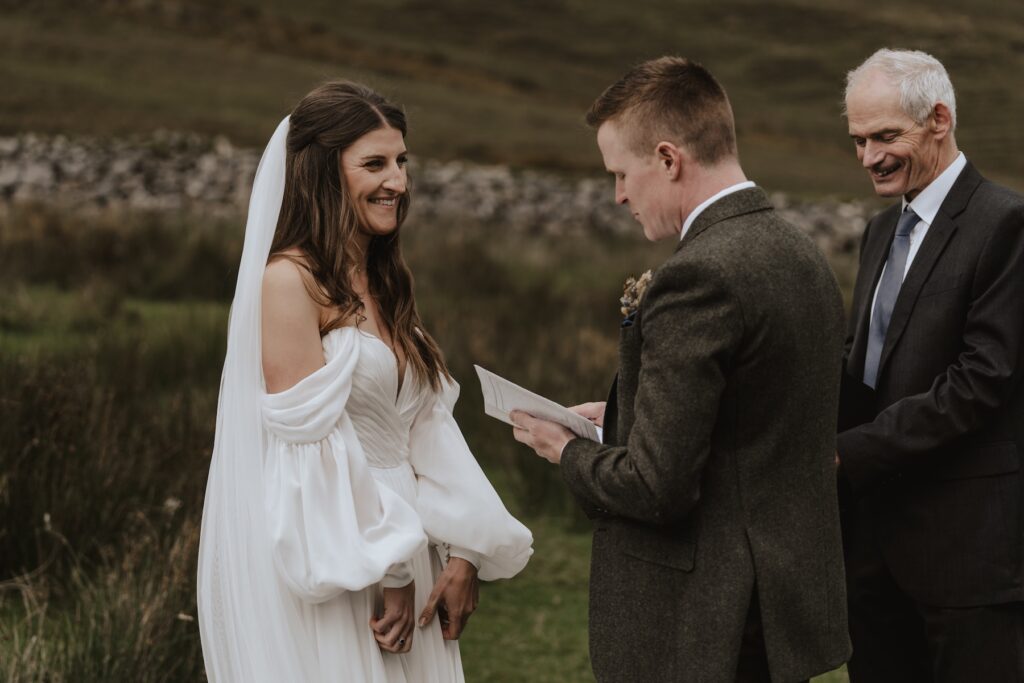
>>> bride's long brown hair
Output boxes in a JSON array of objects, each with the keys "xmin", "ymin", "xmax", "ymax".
[{"xmin": 269, "ymin": 80, "xmax": 450, "ymax": 390}]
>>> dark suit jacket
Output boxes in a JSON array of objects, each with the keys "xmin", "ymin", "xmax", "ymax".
[
  {"xmin": 838, "ymin": 161, "xmax": 1024, "ymax": 607},
  {"xmin": 561, "ymin": 188, "xmax": 851, "ymax": 682}
]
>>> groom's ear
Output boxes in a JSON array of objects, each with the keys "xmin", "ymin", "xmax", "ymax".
[{"xmin": 656, "ymin": 141, "xmax": 685, "ymax": 181}]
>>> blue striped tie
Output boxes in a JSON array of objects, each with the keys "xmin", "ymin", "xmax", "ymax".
[{"xmin": 863, "ymin": 207, "xmax": 919, "ymax": 388}]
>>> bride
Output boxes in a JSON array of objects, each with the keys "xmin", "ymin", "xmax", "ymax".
[{"xmin": 197, "ymin": 81, "xmax": 533, "ymax": 682}]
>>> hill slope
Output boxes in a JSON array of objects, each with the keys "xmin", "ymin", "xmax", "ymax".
[{"xmin": 2, "ymin": 0, "xmax": 1023, "ymax": 194}]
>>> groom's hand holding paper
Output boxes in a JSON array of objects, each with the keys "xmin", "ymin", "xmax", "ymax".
[
  {"xmin": 474, "ymin": 365, "xmax": 601, "ymax": 442},
  {"xmin": 568, "ymin": 401, "xmax": 605, "ymax": 428},
  {"xmin": 474, "ymin": 365, "xmax": 600, "ymax": 465}
]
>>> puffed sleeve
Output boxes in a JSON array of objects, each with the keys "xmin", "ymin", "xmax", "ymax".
[
  {"xmin": 408, "ymin": 378, "xmax": 533, "ymax": 581},
  {"xmin": 261, "ymin": 330, "xmax": 427, "ymax": 603}
]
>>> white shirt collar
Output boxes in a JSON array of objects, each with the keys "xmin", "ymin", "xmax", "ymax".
[
  {"xmin": 902, "ymin": 152, "xmax": 967, "ymax": 225},
  {"xmin": 680, "ymin": 181, "xmax": 757, "ymax": 240}
]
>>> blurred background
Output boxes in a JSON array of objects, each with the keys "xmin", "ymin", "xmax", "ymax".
[{"xmin": 2, "ymin": 1, "xmax": 1022, "ymax": 680}]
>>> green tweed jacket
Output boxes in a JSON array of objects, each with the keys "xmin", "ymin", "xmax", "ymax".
[{"xmin": 561, "ymin": 187, "xmax": 851, "ymax": 682}]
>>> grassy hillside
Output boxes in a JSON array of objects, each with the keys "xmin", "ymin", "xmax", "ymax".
[
  {"xmin": 2, "ymin": 0, "xmax": 1023, "ymax": 195},
  {"xmin": 0, "ymin": 205, "xmax": 852, "ymax": 681}
]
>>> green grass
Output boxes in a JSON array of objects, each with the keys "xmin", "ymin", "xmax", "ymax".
[
  {"xmin": 0, "ymin": 204, "xmax": 857, "ymax": 680},
  {"xmin": 2, "ymin": 0, "xmax": 1024, "ymax": 194},
  {"xmin": 460, "ymin": 518, "xmax": 595, "ymax": 682},
  {"xmin": 464, "ymin": 518, "xmax": 849, "ymax": 682},
  {"xmin": 0, "ymin": 205, "xmax": 655, "ymax": 680}
]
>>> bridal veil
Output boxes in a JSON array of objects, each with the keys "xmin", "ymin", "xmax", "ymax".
[{"xmin": 197, "ymin": 117, "xmax": 321, "ymax": 680}]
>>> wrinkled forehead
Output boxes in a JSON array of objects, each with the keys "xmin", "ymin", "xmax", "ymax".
[
  {"xmin": 846, "ymin": 70, "xmax": 900, "ymax": 111},
  {"xmin": 846, "ymin": 75, "xmax": 912, "ymax": 133}
]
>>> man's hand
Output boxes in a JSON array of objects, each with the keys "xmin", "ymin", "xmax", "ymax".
[
  {"xmin": 419, "ymin": 557, "xmax": 479, "ymax": 640},
  {"xmin": 510, "ymin": 410, "xmax": 575, "ymax": 464},
  {"xmin": 570, "ymin": 401, "xmax": 606, "ymax": 428},
  {"xmin": 370, "ymin": 581, "xmax": 415, "ymax": 653}
]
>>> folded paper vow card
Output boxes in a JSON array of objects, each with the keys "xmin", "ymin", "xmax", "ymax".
[{"xmin": 474, "ymin": 365, "xmax": 601, "ymax": 442}]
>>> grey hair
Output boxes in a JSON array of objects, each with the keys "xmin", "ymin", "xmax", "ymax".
[{"xmin": 844, "ymin": 48, "xmax": 957, "ymax": 129}]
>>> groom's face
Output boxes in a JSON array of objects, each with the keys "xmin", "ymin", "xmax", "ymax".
[{"xmin": 597, "ymin": 120, "xmax": 678, "ymax": 241}]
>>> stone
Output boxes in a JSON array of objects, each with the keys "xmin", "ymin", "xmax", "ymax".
[{"xmin": 0, "ymin": 132, "xmax": 870, "ymax": 255}]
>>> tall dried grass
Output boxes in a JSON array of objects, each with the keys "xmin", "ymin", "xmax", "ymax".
[{"xmin": 0, "ymin": 205, "xmax": 664, "ymax": 680}]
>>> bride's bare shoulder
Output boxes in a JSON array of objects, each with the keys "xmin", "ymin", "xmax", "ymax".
[
  {"xmin": 262, "ymin": 250, "xmax": 324, "ymax": 393},
  {"xmin": 264, "ymin": 250, "xmax": 313, "ymax": 295},
  {"xmin": 263, "ymin": 250, "xmax": 319, "ymax": 322}
]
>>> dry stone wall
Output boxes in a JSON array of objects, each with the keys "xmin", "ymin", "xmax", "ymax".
[{"xmin": 0, "ymin": 132, "xmax": 875, "ymax": 258}]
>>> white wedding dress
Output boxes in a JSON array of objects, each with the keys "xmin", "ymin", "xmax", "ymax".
[
  {"xmin": 198, "ymin": 116, "xmax": 529, "ymax": 682},
  {"xmin": 257, "ymin": 325, "xmax": 533, "ymax": 682}
]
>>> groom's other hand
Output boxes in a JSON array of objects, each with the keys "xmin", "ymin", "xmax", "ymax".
[
  {"xmin": 510, "ymin": 410, "xmax": 575, "ymax": 464},
  {"xmin": 419, "ymin": 557, "xmax": 479, "ymax": 640},
  {"xmin": 570, "ymin": 401, "xmax": 606, "ymax": 428}
]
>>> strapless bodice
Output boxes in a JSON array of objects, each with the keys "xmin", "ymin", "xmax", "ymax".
[
  {"xmin": 324, "ymin": 329, "xmax": 425, "ymax": 469},
  {"xmin": 260, "ymin": 324, "xmax": 533, "ymax": 591}
]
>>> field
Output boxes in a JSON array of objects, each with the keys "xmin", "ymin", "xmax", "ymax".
[
  {"xmin": 0, "ymin": 204, "xmax": 849, "ymax": 681},
  {"xmin": 8, "ymin": 0, "xmax": 1008, "ymax": 678},
  {"xmin": 2, "ymin": 0, "xmax": 1024, "ymax": 195}
]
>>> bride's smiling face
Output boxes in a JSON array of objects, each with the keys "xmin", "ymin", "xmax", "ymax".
[{"xmin": 340, "ymin": 126, "xmax": 408, "ymax": 236}]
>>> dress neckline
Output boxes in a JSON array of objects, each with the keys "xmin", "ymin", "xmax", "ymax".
[{"xmin": 355, "ymin": 329, "xmax": 410, "ymax": 402}]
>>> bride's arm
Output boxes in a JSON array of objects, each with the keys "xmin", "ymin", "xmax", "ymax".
[
  {"xmin": 407, "ymin": 380, "xmax": 533, "ymax": 580},
  {"xmin": 261, "ymin": 258, "xmax": 324, "ymax": 393},
  {"xmin": 407, "ymin": 382, "xmax": 533, "ymax": 637},
  {"xmin": 260, "ymin": 259, "xmax": 422, "ymax": 600}
]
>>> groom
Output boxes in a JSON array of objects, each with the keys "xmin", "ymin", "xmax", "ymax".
[{"xmin": 511, "ymin": 57, "xmax": 851, "ymax": 681}]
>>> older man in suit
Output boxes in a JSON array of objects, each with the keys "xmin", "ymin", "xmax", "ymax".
[
  {"xmin": 838, "ymin": 48, "xmax": 1024, "ymax": 681},
  {"xmin": 511, "ymin": 57, "xmax": 851, "ymax": 682}
]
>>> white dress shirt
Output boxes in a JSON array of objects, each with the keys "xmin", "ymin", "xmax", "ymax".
[
  {"xmin": 680, "ymin": 181, "xmax": 756, "ymax": 240},
  {"xmin": 869, "ymin": 152, "xmax": 968, "ymax": 320}
]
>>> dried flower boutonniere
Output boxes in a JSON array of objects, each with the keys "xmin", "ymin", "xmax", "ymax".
[{"xmin": 620, "ymin": 269, "xmax": 653, "ymax": 324}]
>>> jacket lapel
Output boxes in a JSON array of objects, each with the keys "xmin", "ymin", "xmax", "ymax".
[
  {"xmin": 874, "ymin": 162, "xmax": 983, "ymax": 382},
  {"xmin": 847, "ymin": 204, "xmax": 902, "ymax": 377}
]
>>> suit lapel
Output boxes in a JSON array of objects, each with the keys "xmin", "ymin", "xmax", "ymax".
[
  {"xmin": 847, "ymin": 205, "xmax": 901, "ymax": 377},
  {"xmin": 874, "ymin": 214, "xmax": 957, "ymax": 378},
  {"xmin": 873, "ymin": 162, "xmax": 983, "ymax": 382}
]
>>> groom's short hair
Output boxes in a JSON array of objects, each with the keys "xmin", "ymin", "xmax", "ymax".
[{"xmin": 587, "ymin": 56, "xmax": 737, "ymax": 166}]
